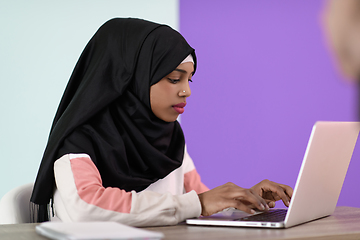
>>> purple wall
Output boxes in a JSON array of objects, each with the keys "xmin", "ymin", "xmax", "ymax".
[{"xmin": 180, "ymin": 1, "xmax": 360, "ymax": 208}]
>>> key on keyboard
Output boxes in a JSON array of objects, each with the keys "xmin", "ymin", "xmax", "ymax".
[{"xmin": 238, "ymin": 209, "xmax": 287, "ymax": 222}]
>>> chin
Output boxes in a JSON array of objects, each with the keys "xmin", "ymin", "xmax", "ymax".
[
  {"xmin": 153, "ymin": 111, "xmax": 179, "ymax": 122},
  {"xmin": 160, "ymin": 115, "xmax": 180, "ymax": 123},
  {"xmin": 163, "ymin": 117, "xmax": 178, "ymax": 123}
]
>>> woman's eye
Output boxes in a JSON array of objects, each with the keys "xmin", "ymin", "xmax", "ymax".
[
  {"xmin": 188, "ymin": 79, "xmax": 193, "ymax": 83},
  {"xmin": 168, "ymin": 78, "xmax": 180, "ymax": 84}
]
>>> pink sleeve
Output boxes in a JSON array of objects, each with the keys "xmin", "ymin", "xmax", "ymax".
[
  {"xmin": 54, "ymin": 154, "xmax": 202, "ymax": 226},
  {"xmin": 184, "ymin": 169, "xmax": 209, "ymax": 194},
  {"xmin": 70, "ymin": 156, "xmax": 132, "ymax": 213}
]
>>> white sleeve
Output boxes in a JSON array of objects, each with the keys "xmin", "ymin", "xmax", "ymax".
[{"xmin": 53, "ymin": 154, "xmax": 201, "ymax": 227}]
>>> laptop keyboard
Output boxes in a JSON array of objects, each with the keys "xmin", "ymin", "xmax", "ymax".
[{"xmin": 238, "ymin": 209, "xmax": 287, "ymax": 222}]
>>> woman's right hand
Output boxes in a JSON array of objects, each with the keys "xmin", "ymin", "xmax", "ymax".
[{"xmin": 197, "ymin": 182, "xmax": 270, "ymax": 216}]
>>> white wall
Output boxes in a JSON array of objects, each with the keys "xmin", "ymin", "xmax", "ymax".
[{"xmin": 0, "ymin": 0, "xmax": 179, "ymax": 198}]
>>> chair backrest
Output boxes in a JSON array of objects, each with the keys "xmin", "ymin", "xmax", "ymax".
[{"xmin": 0, "ymin": 183, "xmax": 34, "ymax": 224}]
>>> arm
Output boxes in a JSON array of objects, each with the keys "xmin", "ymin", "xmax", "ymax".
[
  {"xmin": 182, "ymin": 147, "xmax": 209, "ymax": 194},
  {"xmin": 53, "ymin": 154, "xmax": 201, "ymax": 227},
  {"xmin": 180, "ymin": 148, "xmax": 293, "ymax": 217}
]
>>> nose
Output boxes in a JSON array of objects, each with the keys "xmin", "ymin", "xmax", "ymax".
[{"xmin": 178, "ymin": 81, "xmax": 191, "ymax": 98}]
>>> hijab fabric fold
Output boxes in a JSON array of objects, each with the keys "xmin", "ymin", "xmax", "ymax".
[{"xmin": 30, "ymin": 18, "xmax": 197, "ymax": 222}]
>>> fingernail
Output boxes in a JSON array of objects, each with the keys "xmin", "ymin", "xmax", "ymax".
[
  {"xmin": 260, "ymin": 204, "xmax": 265, "ymax": 210},
  {"xmin": 251, "ymin": 209, "xmax": 256, "ymax": 214}
]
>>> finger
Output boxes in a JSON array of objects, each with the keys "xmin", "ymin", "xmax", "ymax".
[
  {"xmin": 270, "ymin": 191, "xmax": 281, "ymax": 202},
  {"xmin": 280, "ymin": 184, "xmax": 294, "ymax": 199},
  {"xmin": 268, "ymin": 201, "xmax": 276, "ymax": 208},
  {"xmin": 236, "ymin": 189, "xmax": 269, "ymax": 211},
  {"xmin": 229, "ymin": 198, "xmax": 262, "ymax": 214},
  {"xmin": 278, "ymin": 184, "xmax": 293, "ymax": 207},
  {"xmin": 246, "ymin": 200, "xmax": 275, "ymax": 211},
  {"xmin": 269, "ymin": 193, "xmax": 290, "ymax": 207},
  {"xmin": 221, "ymin": 184, "xmax": 269, "ymax": 211},
  {"xmin": 263, "ymin": 182, "xmax": 291, "ymax": 207}
]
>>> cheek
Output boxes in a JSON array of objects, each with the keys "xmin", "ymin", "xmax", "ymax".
[
  {"xmin": 150, "ymin": 84, "xmax": 168, "ymax": 112},
  {"xmin": 150, "ymin": 79, "xmax": 180, "ymax": 113},
  {"xmin": 149, "ymin": 88, "xmax": 159, "ymax": 112},
  {"xmin": 151, "ymin": 84, "xmax": 174, "ymax": 101}
]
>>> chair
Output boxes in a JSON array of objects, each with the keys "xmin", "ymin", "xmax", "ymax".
[{"xmin": 0, "ymin": 183, "xmax": 34, "ymax": 224}]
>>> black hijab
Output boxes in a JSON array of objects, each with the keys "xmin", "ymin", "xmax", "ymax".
[{"xmin": 30, "ymin": 18, "xmax": 197, "ymax": 222}]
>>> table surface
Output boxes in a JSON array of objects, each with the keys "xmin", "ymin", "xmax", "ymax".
[{"xmin": 1, "ymin": 206, "xmax": 360, "ymax": 240}]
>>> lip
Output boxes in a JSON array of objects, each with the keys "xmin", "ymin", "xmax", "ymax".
[
  {"xmin": 173, "ymin": 102, "xmax": 186, "ymax": 108},
  {"xmin": 172, "ymin": 102, "xmax": 186, "ymax": 114}
]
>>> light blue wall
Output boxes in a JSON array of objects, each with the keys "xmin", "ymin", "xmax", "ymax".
[{"xmin": 0, "ymin": 0, "xmax": 179, "ymax": 199}]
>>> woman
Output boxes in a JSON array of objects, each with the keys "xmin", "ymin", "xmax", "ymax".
[{"xmin": 30, "ymin": 18, "xmax": 292, "ymax": 227}]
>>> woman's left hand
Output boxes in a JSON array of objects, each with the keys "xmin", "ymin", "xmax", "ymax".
[{"xmin": 249, "ymin": 179, "xmax": 293, "ymax": 209}]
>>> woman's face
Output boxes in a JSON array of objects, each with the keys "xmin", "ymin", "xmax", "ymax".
[{"xmin": 150, "ymin": 62, "xmax": 194, "ymax": 122}]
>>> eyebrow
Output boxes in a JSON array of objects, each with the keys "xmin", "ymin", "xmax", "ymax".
[{"xmin": 174, "ymin": 68, "xmax": 195, "ymax": 75}]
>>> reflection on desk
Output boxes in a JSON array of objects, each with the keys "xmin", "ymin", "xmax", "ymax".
[{"xmin": 1, "ymin": 206, "xmax": 360, "ymax": 240}]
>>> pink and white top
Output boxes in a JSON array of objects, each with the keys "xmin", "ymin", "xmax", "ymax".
[{"xmin": 51, "ymin": 146, "xmax": 209, "ymax": 227}]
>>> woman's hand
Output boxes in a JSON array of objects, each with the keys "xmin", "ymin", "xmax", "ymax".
[
  {"xmin": 198, "ymin": 182, "xmax": 270, "ymax": 216},
  {"xmin": 198, "ymin": 180, "xmax": 293, "ymax": 216},
  {"xmin": 250, "ymin": 179, "xmax": 293, "ymax": 208}
]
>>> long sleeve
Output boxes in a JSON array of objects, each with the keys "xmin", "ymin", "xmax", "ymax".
[
  {"xmin": 182, "ymin": 147, "xmax": 209, "ymax": 194},
  {"xmin": 53, "ymin": 153, "xmax": 202, "ymax": 227}
]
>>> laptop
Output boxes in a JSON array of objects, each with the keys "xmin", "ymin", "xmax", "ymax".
[{"xmin": 186, "ymin": 121, "xmax": 360, "ymax": 228}]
